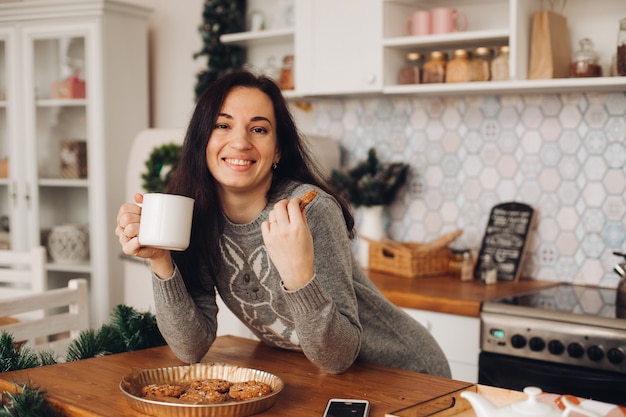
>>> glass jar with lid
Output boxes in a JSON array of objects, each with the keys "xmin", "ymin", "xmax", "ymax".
[
  {"xmin": 470, "ymin": 47, "xmax": 493, "ymax": 81},
  {"xmin": 422, "ymin": 51, "xmax": 447, "ymax": 84},
  {"xmin": 569, "ymin": 38, "xmax": 602, "ymax": 77},
  {"xmin": 617, "ymin": 17, "xmax": 626, "ymax": 76},
  {"xmin": 279, "ymin": 54, "xmax": 294, "ymax": 90},
  {"xmin": 491, "ymin": 45, "xmax": 510, "ymax": 81},
  {"xmin": 398, "ymin": 52, "xmax": 423, "ymax": 85},
  {"xmin": 446, "ymin": 49, "xmax": 471, "ymax": 83}
]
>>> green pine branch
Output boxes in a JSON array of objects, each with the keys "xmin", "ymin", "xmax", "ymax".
[
  {"xmin": 0, "ymin": 382, "xmax": 60, "ymax": 417},
  {"xmin": 0, "ymin": 333, "xmax": 57, "ymax": 373},
  {"xmin": 1, "ymin": 305, "xmax": 166, "ymax": 415},
  {"xmin": 331, "ymin": 148, "xmax": 410, "ymax": 207},
  {"xmin": 65, "ymin": 305, "xmax": 166, "ymax": 362},
  {"xmin": 109, "ymin": 304, "xmax": 166, "ymax": 352}
]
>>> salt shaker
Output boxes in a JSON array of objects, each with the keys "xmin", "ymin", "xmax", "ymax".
[
  {"xmin": 460, "ymin": 251, "xmax": 474, "ymax": 281},
  {"xmin": 480, "ymin": 254, "xmax": 497, "ymax": 285}
]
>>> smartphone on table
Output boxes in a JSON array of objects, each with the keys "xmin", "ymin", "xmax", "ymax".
[{"xmin": 322, "ymin": 398, "xmax": 370, "ymax": 417}]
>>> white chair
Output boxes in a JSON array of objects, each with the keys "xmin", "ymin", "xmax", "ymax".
[
  {"xmin": 0, "ymin": 246, "xmax": 47, "ymax": 298},
  {"xmin": 0, "ymin": 278, "xmax": 89, "ymax": 357}
]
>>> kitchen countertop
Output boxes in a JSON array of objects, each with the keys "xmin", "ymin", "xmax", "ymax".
[
  {"xmin": 2, "ymin": 336, "xmax": 623, "ymax": 416},
  {"xmin": 0, "ymin": 335, "xmax": 477, "ymax": 416},
  {"xmin": 367, "ymin": 271, "xmax": 560, "ymax": 317}
]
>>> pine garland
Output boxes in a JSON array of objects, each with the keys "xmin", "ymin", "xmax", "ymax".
[
  {"xmin": 0, "ymin": 333, "xmax": 56, "ymax": 372},
  {"xmin": 0, "ymin": 382, "xmax": 59, "ymax": 417},
  {"xmin": 0, "ymin": 305, "xmax": 166, "ymax": 415},
  {"xmin": 108, "ymin": 304, "xmax": 165, "ymax": 352},
  {"xmin": 330, "ymin": 148, "xmax": 410, "ymax": 207}
]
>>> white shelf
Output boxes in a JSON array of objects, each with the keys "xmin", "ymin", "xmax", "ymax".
[
  {"xmin": 383, "ymin": 28, "xmax": 510, "ymax": 49},
  {"xmin": 47, "ymin": 261, "xmax": 91, "ymax": 273},
  {"xmin": 39, "ymin": 178, "xmax": 88, "ymax": 187},
  {"xmin": 36, "ymin": 98, "xmax": 87, "ymax": 107},
  {"xmin": 220, "ymin": 28, "xmax": 294, "ymax": 48},
  {"xmin": 383, "ymin": 76, "xmax": 626, "ymax": 96}
]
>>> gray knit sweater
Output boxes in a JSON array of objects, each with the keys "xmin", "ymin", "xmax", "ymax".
[{"xmin": 152, "ymin": 182, "xmax": 451, "ymax": 378}]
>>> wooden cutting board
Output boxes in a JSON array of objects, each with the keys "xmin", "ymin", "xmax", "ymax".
[{"xmin": 386, "ymin": 385, "xmax": 527, "ymax": 417}]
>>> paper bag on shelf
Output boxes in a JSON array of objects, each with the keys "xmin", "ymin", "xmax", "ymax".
[{"xmin": 528, "ymin": 10, "xmax": 571, "ymax": 79}]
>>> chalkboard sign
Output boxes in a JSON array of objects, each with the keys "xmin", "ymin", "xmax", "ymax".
[{"xmin": 474, "ymin": 202, "xmax": 535, "ymax": 282}]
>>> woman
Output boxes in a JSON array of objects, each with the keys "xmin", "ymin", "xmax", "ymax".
[{"xmin": 116, "ymin": 71, "xmax": 451, "ymax": 378}]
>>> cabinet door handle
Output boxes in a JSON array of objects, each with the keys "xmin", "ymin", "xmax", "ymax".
[
  {"xmin": 366, "ymin": 73, "xmax": 377, "ymax": 84},
  {"xmin": 24, "ymin": 183, "xmax": 31, "ymax": 208},
  {"xmin": 10, "ymin": 181, "xmax": 18, "ymax": 206}
]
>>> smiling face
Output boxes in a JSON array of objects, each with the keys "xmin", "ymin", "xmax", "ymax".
[{"xmin": 206, "ymin": 86, "xmax": 280, "ymax": 202}]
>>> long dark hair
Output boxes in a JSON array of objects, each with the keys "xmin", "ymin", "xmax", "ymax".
[{"xmin": 168, "ymin": 71, "xmax": 354, "ymax": 288}]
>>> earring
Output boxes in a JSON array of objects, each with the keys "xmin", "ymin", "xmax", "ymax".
[{"xmin": 273, "ymin": 163, "xmax": 277, "ymax": 170}]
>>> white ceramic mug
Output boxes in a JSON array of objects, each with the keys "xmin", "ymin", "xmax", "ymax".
[
  {"xmin": 138, "ymin": 193, "xmax": 195, "ymax": 251},
  {"xmin": 431, "ymin": 7, "xmax": 467, "ymax": 34}
]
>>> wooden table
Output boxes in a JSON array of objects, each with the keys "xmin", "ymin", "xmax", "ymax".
[
  {"xmin": 0, "ymin": 335, "xmax": 475, "ymax": 416},
  {"xmin": 367, "ymin": 272, "xmax": 560, "ymax": 317}
]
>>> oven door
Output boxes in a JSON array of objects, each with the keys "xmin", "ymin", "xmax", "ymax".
[{"xmin": 479, "ymin": 352, "xmax": 626, "ymax": 406}]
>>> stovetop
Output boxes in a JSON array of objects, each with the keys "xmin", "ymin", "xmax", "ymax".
[
  {"xmin": 487, "ymin": 283, "xmax": 622, "ymax": 319},
  {"xmin": 480, "ymin": 283, "xmax": 626, "ymax": 373}
]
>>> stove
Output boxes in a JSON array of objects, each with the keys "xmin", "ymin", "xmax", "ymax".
[
  {"xmin": 481, "ymin": 283, "xmax": 626, "ymax": 373},
  {"xmin": 478, "ymin": 283, "xmax": 626, "ymax": 405}
]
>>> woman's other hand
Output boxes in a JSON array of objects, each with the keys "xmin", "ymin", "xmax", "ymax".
[{"xmin": 261, "ymin": 198, "xmax": 314, "ymax": 290}]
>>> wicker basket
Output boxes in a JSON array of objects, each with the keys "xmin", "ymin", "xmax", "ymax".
[{"xmin": 368, "ymin": 239, "xmax": 454, "ymax": 279}]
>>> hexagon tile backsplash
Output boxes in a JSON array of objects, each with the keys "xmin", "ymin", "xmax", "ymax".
[{"xmin": 306, "ymin": 92, "xmax": 626, "ymax": 288}]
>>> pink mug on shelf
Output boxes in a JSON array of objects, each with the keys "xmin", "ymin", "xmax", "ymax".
[
  {"xmin": 431, "ymin": 7, "xmax": 467, "ymax": 34},
  {"xmin": 405, "ymin": 10, "xmax": 431, "ymax": 36}
]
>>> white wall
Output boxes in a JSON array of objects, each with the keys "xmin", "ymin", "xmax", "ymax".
[{"xmin": 126, "ymin": 0, "xmax": 204, "ymax": 128}]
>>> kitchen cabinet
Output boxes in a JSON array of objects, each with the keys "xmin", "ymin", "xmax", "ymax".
[
  {"xmin": 221, "ymin": 0, "xmax": 383, "ymax": 96},
  {"xmin": 0, "ymin": 0, "xmax": 151, "ymax": 326},
  {"xmin": 295, "ymin": 0, "xmax": 383, "ymax": 95},
  {"xmin": 403, "ymin": 308, "xmax": 479, "ymax": 383},
  {"xmin": 223, "ymin": 0, "xmax": 626, "ymax": 98}
]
